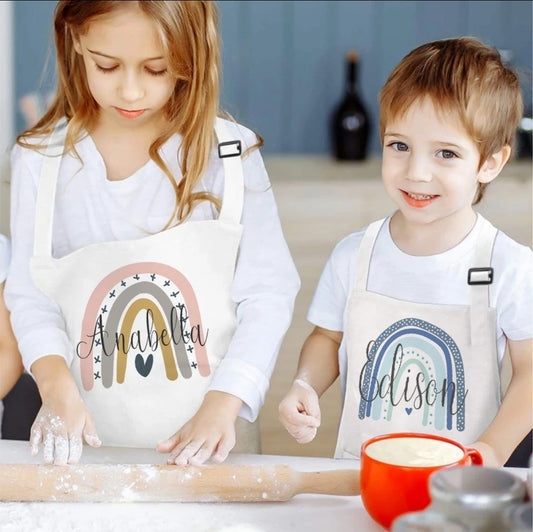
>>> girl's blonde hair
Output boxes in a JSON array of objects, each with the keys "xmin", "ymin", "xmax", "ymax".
[
  {"xmin": 17, "ymin": 1, "xmax": 257, "ymax": 225},
  {"xmin": 379, "ymin": 37, "xmax": 523, "ymax": 204}
]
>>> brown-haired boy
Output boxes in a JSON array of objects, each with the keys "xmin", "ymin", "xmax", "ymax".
[{"xmin": 279, "ymin": 37, "xmax": 532, "ymax": 466}]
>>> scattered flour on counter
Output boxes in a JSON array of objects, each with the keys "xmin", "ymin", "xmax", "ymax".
[
  {"xmin": 208, "ymin": 526, "xmax": 265, "ymax": 532},
  {"xmin": 0, "ymin": 503, "xmax": 267, "ymax": 532}
]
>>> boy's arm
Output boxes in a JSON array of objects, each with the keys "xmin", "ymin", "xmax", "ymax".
[
  {"xmin": 471, "ymin": 338, "xmax": 532, "ymax": 466},
  {"xmin": 0, "ymin": 283, "xmax": 23, "ymax": 399},
  {"xmin": 278, "ymin": 326, "xmax": 342, "ymax": 443},
  {"xmin": 294, "ymin": 326, "xmax": 343, "ymax": 395}
]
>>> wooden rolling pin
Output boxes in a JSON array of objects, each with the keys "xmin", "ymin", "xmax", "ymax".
[{"xmin": 0, "ymin": 463, "xmax": 360, "ymax": 502}]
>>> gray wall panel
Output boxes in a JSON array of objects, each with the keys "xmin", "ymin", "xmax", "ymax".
[{"xmin": 13, "ymin": 1, "xmax": 533, "ymax": 154}]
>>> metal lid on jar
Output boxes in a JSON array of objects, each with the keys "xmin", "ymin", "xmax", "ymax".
[
  {"xmin": 392, "ymin": 510, "xmax": 472, "ymax": 531},
  {"xmin": 429, "ymin": 466, "xmax": 526, "ymax": 511},
  {"xmin": 501, "ymin": 502, "xmax": 532, "ymax": 531}
]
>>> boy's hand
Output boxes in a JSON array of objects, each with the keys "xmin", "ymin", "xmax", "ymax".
[
  {"xmin": 278, "ymin": 379, "xmax": 321, "ymax": 444},
  {"xmin": 156, "ymin": 391, "xmax": 242, "ymax": 466},
  {"xmin": 469, "ymin": 440, "xmax": 501, "ymax": 467},
  {"xmin": 30, "ymin": 391, "xmax": 101, "ymax": 465}
]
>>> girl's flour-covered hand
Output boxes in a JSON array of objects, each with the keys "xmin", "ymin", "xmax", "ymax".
[
  {"xmin": 156, "ymin": 391, "xmax": 242, "ymax": 466},
  {"xmin": 278, "ymin": 379, "xmax": 321, "ymax": 444},
  {"xmin": 30, "ymin": 399, "xmax": 101, "ymax": 465},
  {"xmin": 30, "ymin": 356, "xmax": 101, "ymax": 465}
]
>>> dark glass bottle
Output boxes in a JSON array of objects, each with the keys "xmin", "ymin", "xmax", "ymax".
[{"xmin": 331, "ymin": 50, "xmax": 370, "ymax": 161}]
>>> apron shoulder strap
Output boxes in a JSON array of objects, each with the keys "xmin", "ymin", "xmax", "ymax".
[
  {"xmin": 33, "ymin": 118, "xmax": 68, "ymax": 259},
  {"xmin": 469, "ymin": 216, "xmax": 498, "ymax": 345},
  {"xmin": 214, "ymin": 117, "xmax": 244, "ymax": 225},
  {"xmin": 354, "ymin": 218, "xmax": 387, "ymax": 293}
]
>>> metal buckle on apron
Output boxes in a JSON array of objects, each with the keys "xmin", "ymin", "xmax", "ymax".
[
  {"xmin": 218, "ymin": 140, "xmax": 242, "ymax": 158},
  {"xmin": 467, "ymin": 267, "xmax": 494, "ymax": 285}
]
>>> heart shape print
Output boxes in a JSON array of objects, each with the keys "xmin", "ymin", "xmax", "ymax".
[{"xmin": 135, "ymin": 353, "xmax": 154, "ymax": 377}]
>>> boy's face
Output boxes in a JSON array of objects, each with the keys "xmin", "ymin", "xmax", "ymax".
[
  {"xmin": 73, "ymin": 6, "xmax": 176, "ymax": 130},
  {"xmin": 381, "ymin": 97, "xmax": 488, "ymax": 228}
]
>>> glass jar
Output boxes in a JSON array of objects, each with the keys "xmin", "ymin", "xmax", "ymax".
[{"xmin": 392, "ymin": 466, "xmax": 526, "ymax": 531}]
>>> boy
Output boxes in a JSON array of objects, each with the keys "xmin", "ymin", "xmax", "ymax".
[{"xmin": 279, "ymin": 37, "xmax": 533, "ymax": 466}]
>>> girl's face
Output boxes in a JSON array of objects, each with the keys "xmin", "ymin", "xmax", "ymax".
[
  {"xmin": 73, "ymin": 6, "xmax": 175, "ymax": 129},
  {"xmin": 381, "ymin": 97, "xmax": 501, "ymax": 230}
]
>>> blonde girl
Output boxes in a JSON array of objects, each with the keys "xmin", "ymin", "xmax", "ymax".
[{"xmin": 6, "ymin": 1, "xmax": 299, "ymax": 465}]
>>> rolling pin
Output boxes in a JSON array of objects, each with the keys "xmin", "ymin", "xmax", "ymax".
[{"xmin": 0, "ymin": 463, "xmax": 360, "ymax": 502}]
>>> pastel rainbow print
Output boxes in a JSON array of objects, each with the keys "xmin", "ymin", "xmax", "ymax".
[{"xmin": 77, "ymin": 262, "xmax": 209, "ymax": 391}]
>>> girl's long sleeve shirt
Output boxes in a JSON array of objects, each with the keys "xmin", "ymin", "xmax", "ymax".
[{"xmin": 5, "ymin": 119, "xmax": 300, "ymax": 422}]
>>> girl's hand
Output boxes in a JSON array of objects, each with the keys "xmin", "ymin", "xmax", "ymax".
[
  {"xmin": 156, "ymin": 391, "xmax": 242, "ymax": 466},
  {"xmin": 30, "ymin": 389, "xmax": 101, "ymax": 465},
  {"xmin": 278, "ymin": 379, "xmax": 321, "ymax": 444},
  {"xmin": 29, "ymin": 355, "xmax": 101, "ymax": 465}
]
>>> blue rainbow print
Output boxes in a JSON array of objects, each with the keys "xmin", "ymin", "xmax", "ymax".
[{"xmin": 358, "ymin": 318, "xmax": 466, "ymax": 431}]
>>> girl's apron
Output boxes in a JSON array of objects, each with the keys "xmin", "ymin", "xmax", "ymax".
[
  {"xmin": 335, "ymin": 217, "xmax": 501, "ymax": 458},
  {"xmin": 30, "ymin": 118, "xmax": 259, "ymax": 450}
]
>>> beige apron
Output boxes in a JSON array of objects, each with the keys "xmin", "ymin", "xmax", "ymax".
[
  {"xmin": 30, "ymin": 118, "xmax": 259, "ymax": 451},
  {"xmin": 335, "ymin": 217, "xmax": 500, "ymax": 458}
]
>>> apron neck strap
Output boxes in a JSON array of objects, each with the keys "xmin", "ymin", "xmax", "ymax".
[
  {"xmin": 33, "ymin": 119, "xmax": 68, "ymax": 259},
  {"xmin": 354, "ymin": 218, "xmax": 386, "ymax": 292},
  {"xmin": 214, "ymin": 117, "xmax": 244, "ymax": 225},
  {"xmin": 469, "ymin": 216, "xmax": 497, "ymax": 345},
  {"xmin": 33, "ymin": 118, "xmax": 245, "ymax": 259}
]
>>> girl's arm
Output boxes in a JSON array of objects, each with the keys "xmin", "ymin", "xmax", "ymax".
[
  {"xmin": 0, "ymin": 283, "xmax": 23, "ymax": 399},
  {"xmin": 5, "ymin": 146, "xmax": 74, "ymax": 374},
  {"xmin": 471, "ymin": 338, "xmax": 533, "ymax": 466},
  {"xmin": 278, "ymin": 326, "xmax": 342, "ymax": 443},
  {"xmin": 5, "ymin": 145, "xmax": 99, "ymax": 463},
  {"xmin": 206, "ymin": 144, "xmax": 301, "ymax": 421},
  {"xmin": 159, "ymin": 131, "xmax": 301, "ymax": 464}
]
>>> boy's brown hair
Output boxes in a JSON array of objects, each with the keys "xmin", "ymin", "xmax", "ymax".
[{"xmin": 379, "ymin": 37, "xmax": 523, "ymax": 204}]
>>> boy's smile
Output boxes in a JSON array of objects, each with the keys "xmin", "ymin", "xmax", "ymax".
[{"xmin": 400, "ymin": 190, "xmax": 439, "ymax": 208}]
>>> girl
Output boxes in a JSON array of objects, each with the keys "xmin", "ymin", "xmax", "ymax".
[
  {"xmin": 0, "ymin": 234, "xmax": 24, "ymax": 437},
  {"xmin": 5, "ymin": 1, "xmax": 300, "ymax": 465}
]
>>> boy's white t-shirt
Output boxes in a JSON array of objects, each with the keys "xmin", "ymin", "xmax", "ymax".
[{"xmin": 307, "ymin": 214, "xmax": 533, "ymax": 397}]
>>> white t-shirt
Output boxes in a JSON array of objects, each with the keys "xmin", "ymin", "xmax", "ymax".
[
  {"xmin": 308, "ymin": 214, "xmax": 533, "ymax": 396},
  {"xmin": 5, "ymin": 119, "xmax": 301, "ymax": 422},
  {"xmin": 0, "ymin": 234, "xmax": 9, "ymax": 283}
]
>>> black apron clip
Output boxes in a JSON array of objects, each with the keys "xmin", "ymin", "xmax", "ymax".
[
  {"xmin": 467, "ymin": 267, "xmax": 494, "ymax": 285},
  {"xmin": 218, "ymin": 140, "xmax": 242, "ymax": 158}
]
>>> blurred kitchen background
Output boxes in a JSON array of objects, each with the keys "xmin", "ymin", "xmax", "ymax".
[{"xmin": 0, "ymin": 1, "xmax": 531, "ymax": 457}]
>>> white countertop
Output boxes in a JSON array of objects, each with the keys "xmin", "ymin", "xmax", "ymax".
[
  {"xmin": 0, "ymin": 440, "xmax": 528, "ymax": 532},
  {"xmin": 0, "ymin": 440, "xmax": 382, "ymax": 532}
]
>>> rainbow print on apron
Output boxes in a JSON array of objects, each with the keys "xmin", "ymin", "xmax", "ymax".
[
  {"xmin": 77, "ymin": 262, "xmax": 210, "ymax": 390},
  {"xmin": 358, "ymin": 316, "xmax": 466, "ymax": 432}
]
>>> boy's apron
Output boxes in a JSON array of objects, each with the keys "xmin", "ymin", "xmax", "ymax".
[
  {"xmin": 335, "ymin": 217, "xmax": 501, "ymax": 458},
  {"xmin": 29, "ymin": 118, "xmax": 259, "ymax": 450}
]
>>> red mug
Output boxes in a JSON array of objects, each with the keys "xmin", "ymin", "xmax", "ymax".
[{"xmin": 360, "ymin": 432, "xmax": 483, "ymax": 530}]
